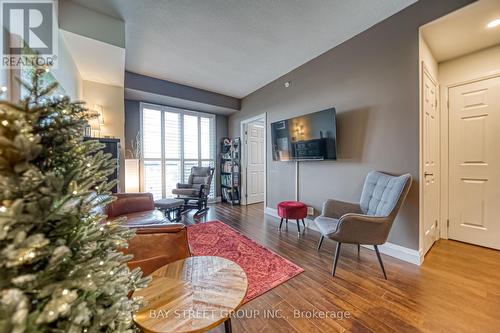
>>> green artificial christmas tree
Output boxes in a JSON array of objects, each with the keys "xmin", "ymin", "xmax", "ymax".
[{"xmin": 0, "ymin": 68, "xmax": 149, "ymax": 333}]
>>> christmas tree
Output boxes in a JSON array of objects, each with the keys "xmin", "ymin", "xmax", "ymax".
[{"xmin": 0, "ymin": 68, "xmax": 149, "ymax": 333}]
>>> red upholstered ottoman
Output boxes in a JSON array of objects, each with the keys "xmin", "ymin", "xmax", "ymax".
[{"xmin": 277, "ymin": 201, "xmax": 307, "ymax": 236}]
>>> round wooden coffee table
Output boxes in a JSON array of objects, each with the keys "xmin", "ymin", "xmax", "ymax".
[{"xmin": 133, "ymin": 256, "xmax": 248, "ymax": 333}]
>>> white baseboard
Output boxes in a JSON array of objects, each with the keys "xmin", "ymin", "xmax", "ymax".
[
  {"xmin": 264, "ymin": 206, "xmax": 423, "ymax": 265},
  {"xmin": 361, "ymin": 243, "xmax": 423, "ymax": 266}
]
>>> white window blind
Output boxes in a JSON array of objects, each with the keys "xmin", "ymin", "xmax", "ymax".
[{"xmin": 141, "ymin": 103, "xmax": 216, "ymax": 200}]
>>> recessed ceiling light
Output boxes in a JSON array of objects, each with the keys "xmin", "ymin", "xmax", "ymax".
[
  {"xmin": 487, "ymin": 18, "xmax": 500, "ymax": 28},
  {"xmin": 284, "ymin": 81, "xmax": 291, "ymax": 88}
]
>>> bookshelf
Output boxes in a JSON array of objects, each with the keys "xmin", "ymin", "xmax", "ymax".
[{"xmin": 220, "ymin": 137, "xmax": 241, "ymax": 205}]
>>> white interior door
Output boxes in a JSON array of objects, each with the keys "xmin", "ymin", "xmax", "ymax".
[
  {"xmin": 423, "ymin": 69, "xmax": 440, "ymax": 255},
  {"xmin": 246, "ymin": 122, "xmax": 265, "ymax": 204},
  {"xmin": 449, "ymin": 76, "xmax": 500, "ymax": 250}
]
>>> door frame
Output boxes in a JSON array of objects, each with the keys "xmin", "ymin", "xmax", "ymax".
[
  {"xmin": 439, "ymin": 70, "xmax": 500, "ymax": 240},
  {"xmin": 419, "ymin": 62, "xmax": 440, "ymax": 256},
  {"xmin": 240, "ymin": 113, "xmax": 267, "ymax": 206}
]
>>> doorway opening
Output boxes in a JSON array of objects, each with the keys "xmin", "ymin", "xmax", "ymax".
[
  {"xmin": 240, "ymin": 114, "xmax": 266, "ymax": 206},
  {"xmin": 419, "ymin": 0, "xmax": 500, "ymax": 256}
]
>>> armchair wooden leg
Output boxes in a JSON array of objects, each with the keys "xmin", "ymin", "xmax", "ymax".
[
  {"xmin": 279, "ymin": 218, "xmax": 284, "ymax": 230},
  {"xmin": 374, "ymin": 245, "xmax": 387, "ymax": 280},
  {"xmin": 301, "ymin": 219, "xmax": 306, "ymax": 228},
  {"xmin": 296, "ymin": 219, "xmax": 301, "ymax": 236},
  {"xmin": 332, "ymin": 242, "xmax": 342, "ymax": 276},
  {"xmin": 317, "ymin": 235, "xmax": 324, "ymax": 251},
  {"xmin": 193, "ymin": 198, "xmax": 209, "ymax": 217},
  {"xmin": 357, "ymin": 244, "xmax": 361, "ymax": 254},
  {"xmin": 224, "ymin": 318, "xmax": 232, "ymax": 333}
]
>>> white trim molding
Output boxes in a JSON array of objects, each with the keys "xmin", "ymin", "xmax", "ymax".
[
  {"xmin": 264, "ymin": 207, "xmax": 423, "ymax": 266},
  {"xmin": 361, "ymin": 243, "xmax": 423, "ymax": 266}
]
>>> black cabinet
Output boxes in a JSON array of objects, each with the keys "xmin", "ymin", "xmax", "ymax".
[{"xmin": 84, "ymin": 137, "xmax": 120, "ymax": 193}]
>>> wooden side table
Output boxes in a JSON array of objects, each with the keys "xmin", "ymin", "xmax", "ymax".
[{"xmin": 133, "ymin": 256, "xmax": 248, "ymax": 333}]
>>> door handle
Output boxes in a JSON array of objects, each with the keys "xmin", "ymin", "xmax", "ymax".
[{"xmin": 424, "ymin": 172, "xmax": 434, "ymax": 177}]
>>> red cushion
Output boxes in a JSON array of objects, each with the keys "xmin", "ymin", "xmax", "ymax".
[{"xmin": 277, "ymin": 201, "xmax": 307, "ymax": 219}]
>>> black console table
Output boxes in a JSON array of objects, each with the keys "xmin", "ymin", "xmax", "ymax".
[{"xmin": 84, "ymin": 137, "xmax": 120, "ymax": 193}]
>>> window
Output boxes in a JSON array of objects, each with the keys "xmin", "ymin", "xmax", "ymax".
[{"xmin": 141, "ymin": 103, "xmax": 216, "ymax": 199}]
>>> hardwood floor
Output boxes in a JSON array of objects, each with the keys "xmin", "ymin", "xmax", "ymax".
[{"xmin": 180, "ymin": 203, "xmax": 500, "ymax": 333}]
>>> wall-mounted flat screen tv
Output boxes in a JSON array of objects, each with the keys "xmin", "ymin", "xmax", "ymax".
[{"xmin": 271, "ymin": 108, "xmax": 337, "ymax": 161}]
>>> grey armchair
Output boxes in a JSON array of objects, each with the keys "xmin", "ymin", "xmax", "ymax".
[
  {"xmin": 315, "ymin": 171, "xmax": 412, "ymax": 279},
  {"xmin": 172, "ymin": 166, "xmax": 214, "ymax": 216}
]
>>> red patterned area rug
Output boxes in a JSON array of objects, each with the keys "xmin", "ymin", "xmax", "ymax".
[{"xmin": 187, "ymin": 220, "xmax": 304, "ymax": 303}]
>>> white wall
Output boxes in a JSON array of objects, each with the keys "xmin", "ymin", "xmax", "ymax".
[
  {"xmin": 0, "ymin": 30, "xmax": 82, "ymax": 102},
  {"xmin": 439, "ymin": 44, "xmax": 500, "ymax": 85},
  {"xmin": 0, "ymin": 70, "xmax": 11, "ymax": 101},
  {"xmin": 52, "ymin": 31, "xmax": 83, "ymax": 100},
  {"xmin": 419, "ymin": 34, "xmax": 439, "ymax": 80},
  {"xmin": 82, "ymin": 80, "xmax": 125, "ymax": 189}
]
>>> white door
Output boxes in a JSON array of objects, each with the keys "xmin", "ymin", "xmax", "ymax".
[
  {"xmin": 246, "ymin": 122, "xmax": 265, "ymax": 204},
  {"xmin": 449, "ymin": 76, "xmax": 500, "ymax": 250},
  {"xmin": 422, "ymin": 69, "xmax": 440, "ymax": 255}
]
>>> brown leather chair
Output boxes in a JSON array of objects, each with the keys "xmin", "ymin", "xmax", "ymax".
[
  {"xmin": 124, "ymin": 223, "xmax": 191, "ymax": 276},
  {"xmin": 106, "ymin": 193, "xmax": 191, "ymax": 276},
  {"xmin": 106, "ymin": 193, "xmax": 167, "ymax": 226}
]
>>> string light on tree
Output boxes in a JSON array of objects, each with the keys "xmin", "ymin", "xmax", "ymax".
[{"xmin": 0, "ymin": 67, "xmax": 150, "ymax": 333}]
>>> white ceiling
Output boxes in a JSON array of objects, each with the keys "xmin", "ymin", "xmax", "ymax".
[
  {"xmin": 421, "ymin": 0, "xmax": 500, "ymax": 63},
  {"xmin": 68, "ymin": 0, "xmax": 416, "ymax": 98}
]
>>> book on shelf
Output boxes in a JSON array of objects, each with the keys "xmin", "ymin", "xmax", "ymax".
[
  {"xmin": 221, "ymin": 174, "xmax": 239, "ymax": 187},
  {"xmin": 222, "ymin": 161, "xmax": 239, "ymax": 173},
  {"xmin": 220, "ymin": 137, "xmax": 241, "ymax": 204},
  {"xmin": 222, "ymin": 187, "xmax": 239, "ymax": 201}
]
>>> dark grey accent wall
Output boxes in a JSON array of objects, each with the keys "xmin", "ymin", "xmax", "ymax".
[
  {"xmin": 228, "ymin": 0, "xmax": 473, "ymax": 250},
  {"xmin": 215, "ymin": 115, "xmax": 229, "ymax": 196},
  {"xmin": 124, "ymin": 99, "xmax": 141, "ymax": 154},
  {"xmin": 125, "ymin": 71, "xmax": 241, "ymax": 111},
  {"xmin": 124, "ymin": 99, "xmax": 228, "ymax": 196}
]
